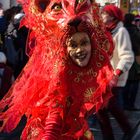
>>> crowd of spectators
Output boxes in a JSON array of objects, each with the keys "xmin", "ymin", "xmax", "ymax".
[{"xmin": 0, "ymin": 3, "xmax": 28, "ymax": 99}]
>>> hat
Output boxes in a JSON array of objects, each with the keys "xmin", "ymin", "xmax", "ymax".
[
  {"xmin": 0, "ymin": 52, "xmax": 7, "ymax": 63},
  {"xmin": 135, "ymin": 15, "xmax": 140, "ymax": 21},
  {"xmin": 102, "ymin": 4, "xmax": 124, "ymax": 21}
]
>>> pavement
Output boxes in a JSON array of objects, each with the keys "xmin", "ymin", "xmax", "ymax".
[
  {"xmin": 89, "ymin": 82, "xmax": 140, "ymax": 140},
  {"xmin": 90, "ymin": 111, "xmax": 140, "ymax": 140}
]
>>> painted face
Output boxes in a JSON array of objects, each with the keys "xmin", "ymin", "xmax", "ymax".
[
  {"xmin": 101, "ymin": 11, "xmax": 114, "ymax": 25},
  {"xmin": 66, "ymin": 32, "xmax": 91, "ymax": 67}
]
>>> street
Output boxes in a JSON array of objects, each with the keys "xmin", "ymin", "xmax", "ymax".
[{"xmin": 91, "ymin": 82, "xmax": 140, "ymax": 140}]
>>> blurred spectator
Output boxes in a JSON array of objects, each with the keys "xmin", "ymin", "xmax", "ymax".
[
  {"xmin": 4, "ymin": 7, "xmax": 20, "ymax": 74},
  {"xmin": 4, "ymin": 6, "xmax": 28, "ymax": 78},
  {"xmin": 123, "ymin": 13, "xmax": 140, "ymax": 110},
  {"xmin": 0, "ymin": 3, "xmax": 8, "ymax": 51},
  {"xmin": 134, "ymin": 15, "xmax": 140, "ymax": 31},
  {"xmin": 96, "ymin": 5, "xmax": 134, "ymax": 140},
  {"xmin": 13, "ymin": 10, "xmax": 29, "ymax": 77},
  {"xmin": 0, "ymin": 52, "xmax": 14, "ymax": 100}
]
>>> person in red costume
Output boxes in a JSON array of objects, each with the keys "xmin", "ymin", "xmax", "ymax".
[
  {"xmin": 0, "ymin": 0, "xmax": 114, "ymax": 139},
  {"xmin": 96, "ymin": 4, "xmax": 134, "ymax": 140}
]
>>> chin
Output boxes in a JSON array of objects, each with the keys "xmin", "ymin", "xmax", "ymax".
[{"xmin": 76, "ymin": 61, "xmax": 89, "ymax": 67}]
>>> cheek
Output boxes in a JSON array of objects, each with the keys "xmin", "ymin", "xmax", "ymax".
[
  {"xmin": 69, "ymin": 50, "xmax": 76, "ymax": 58},
  {"xmin": 101, "ymin": 15, "xmax": 105, "ymax": 19},
  {"xmin": 101, "ymin": 15, "xmax": 109, "ymax": 24},
  {"xmin": 67, "ymin": 48, "xmax": 74, "ymax": 57},
  {"xmin": 67, "ymin": 47, "xmax": 71, "ymax": 55},
  {"xmin": 86, "ymin": 45, "xmax": 91, "ymax": 52}
]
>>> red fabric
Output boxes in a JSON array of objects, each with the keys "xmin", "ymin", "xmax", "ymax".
[
  {"xmin": 0, "ymin": 63, "xmax": 13, "ymax": 99},
  {"xmin": 102, "ymin": 4, "xmax": 124, "ymax": 22},
  {"xmin": 0, "ymin": 1, "xmax": 114, "ymax": 140},
  {"xmin": 105, "ymin": 20, "xmax": 118, "ymax": 32},
  {"xmin": 25, "ymin": 30, "xmax": 36, "ymax": 57}
]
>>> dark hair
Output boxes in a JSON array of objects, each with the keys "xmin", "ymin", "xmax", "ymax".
[{"xmin": 124, "ymin": 13, "xmax": 135, "ymax": 24}]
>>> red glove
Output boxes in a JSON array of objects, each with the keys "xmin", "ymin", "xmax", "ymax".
[
  {"xmin": 109, "ymin": 69, "xmax": 123, "ymax": 88},
  {"xmin": 115, "ymin": 69, "xmax": 123, "ymax": 76}
]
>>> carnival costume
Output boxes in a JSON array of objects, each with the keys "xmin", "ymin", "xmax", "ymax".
[{"xmin": 0, "ymin": 0, "xmax": 114, "ymax": 139}]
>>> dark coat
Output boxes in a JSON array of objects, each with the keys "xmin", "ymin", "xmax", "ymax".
[{"xmin": 124, "ymin": 23, "xmax": 140, "ymax": 80}]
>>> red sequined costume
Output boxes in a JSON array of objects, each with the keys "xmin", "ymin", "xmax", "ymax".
[{"xmin": 0, "ymin": 0, "xmax": 114, "ymax": 139}]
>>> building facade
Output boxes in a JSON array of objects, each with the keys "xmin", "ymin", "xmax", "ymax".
[
  {"xmin": 95, "ymin": 0, "xmax": 130, "ymax": 13},
  {"xmin": 1, "ymin": 0, "xmax": 17, "ymax": 10},
  {"xmin": 1, "ymin": 0, "xmax": 140, "ymax": 15},
  {"xmin": 95, "ymin": 0, "xmax": 120, "ymax": 6}
]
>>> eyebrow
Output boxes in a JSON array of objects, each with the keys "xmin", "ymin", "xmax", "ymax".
[
  {"xmin": 81, "ymin": 37, "xmax": 89, "ymax": 41},
  {"xmin": 68, "ymin": 39, "xmax": 77, "ymax": 44}
]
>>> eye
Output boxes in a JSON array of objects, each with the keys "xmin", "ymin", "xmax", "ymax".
[
  {"xmin": 71, "ymin": 43, "xmax": 77, "ymax": 48},
  {"xmin": 35, "ymin": 0, "xmax": 50, "ymax": 13},
  {"xmin": 51, "ymin": 3, "xmax": 62, "ymax": 11},
  {"xmin": 80, "ymin": 38, "xmax": 90, "ymax": 46},
  {"xmin": 81, "ymin": 40, "xmax": 89, "ymax": 46},
  {"xmin": 68, "ymin": 42, "xmax": 77, "ymax": 48},
  {"xmin": 77, "ymin": 0, "xmax": 85, "ymax": 3}
]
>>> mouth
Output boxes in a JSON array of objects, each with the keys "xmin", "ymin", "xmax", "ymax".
[
  {"xmin": 75, "ymin": 52, "xmax": 87, "ymax": 61},
  {"xmin": 66, "ymin": 31, "xmax": 91, "ymax": 67}
]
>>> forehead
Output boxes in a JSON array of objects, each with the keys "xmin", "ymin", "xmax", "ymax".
[
  {"xmin": 67, "ymin": 32, "xmax": 90, "ymax": 45},
  {"xmin": 71, "ymin": 32, "xmax": 89, "ymax": 40}
]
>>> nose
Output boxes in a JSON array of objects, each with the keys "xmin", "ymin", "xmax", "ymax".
[
  {"xmin": 76, "ymin": 47, "xmax": 84, "ymax": 53},
  {"xmin": 68, "ymin": 18, "xmax": 81, "ymax": 27}
]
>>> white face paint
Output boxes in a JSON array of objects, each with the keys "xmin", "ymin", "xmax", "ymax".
[{"xmin": 66, "ymin": 32, "xmax": 91, "ymax": 67}]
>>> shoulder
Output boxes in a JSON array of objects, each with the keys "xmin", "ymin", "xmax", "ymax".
[
  {"xmin": 112, "ymin": 22, "xmax": 129, "ymax": 36},
  {"xmin": 118, "ymin": 26, "xmax": 128, "ymax": 34},
  {"xmin": 116, "ymin": 27, "xmax": 130, "ymax": 40},
  {"xmin": 114, "ymin": 27, "xmax": 130, "ymax": 41}
]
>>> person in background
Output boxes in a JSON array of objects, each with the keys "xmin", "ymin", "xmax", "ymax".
[
  {"xmin": 96, "ymin": 5, "xmax": 134, "ymax": 140},
  {"xmin": 4, "ymin": 6, "xmax": 28, "ymax": 78},
  {"xmin": 123, "ymin": 13, "xmax": 140, "ymax": 110},
  {"xmin": 4, "ymin": 6, "xmax": 20, "ymax": 71},
  {"xmin": 0, "ymin": 3, "xmax": 8, "ymax": 51},
  {"xmin": 13, "ymin": 6, "xmax": 29, "ymax": 77},
  {"xmin": 0, "ymin": 52, "xmax": 14, "ymax": 100},
  {"xmin": 134, "ymin": 15, "xmax": 140, "ymax": 31}
]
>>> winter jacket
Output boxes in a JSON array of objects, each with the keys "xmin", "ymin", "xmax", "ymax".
[{"xmin": 110, "ymin": 22, "xmax": 134, "ymax": 87}]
